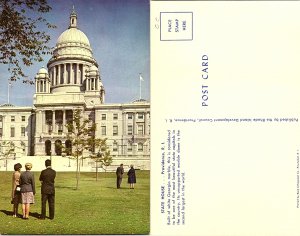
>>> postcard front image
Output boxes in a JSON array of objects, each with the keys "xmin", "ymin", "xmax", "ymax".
[{"xmin": 0, "ymin": 0, "xmax": 150, "ymax": 234}]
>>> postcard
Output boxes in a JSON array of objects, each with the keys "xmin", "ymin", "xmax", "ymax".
[
  {"xmin": 0, "ymin": 0, "xmax": 150, "ymax": 235},
  {"xmin": 150, "ymin": 1, "xmax": 300, "ymax": 235}
]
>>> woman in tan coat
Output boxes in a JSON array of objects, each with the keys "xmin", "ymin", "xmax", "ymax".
[{"xmin": 11, "ymin": 163, "xmax": 22, "ymax": 217}]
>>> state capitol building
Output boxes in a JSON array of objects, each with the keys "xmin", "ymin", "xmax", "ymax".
[{"xmin": 0, "ymin": 10, "xmax": 150, "ymax": 170}]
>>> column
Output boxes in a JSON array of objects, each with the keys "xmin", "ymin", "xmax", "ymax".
[
  {"xmin": 52, "ymin": 110, "xmax": 55, "ymax": 134},
  {"xmin": 133, "ymin": 112, "xmax": 136, "ymax": 136},
  {"xmin": 36, "ymin": 111, "xmax": 42, "ymax": 133},
  {"xmin": 58, "ymin": 65, "xmax": 61, "ymax": 85},
  {"xmin": 82, "ymin": 64, "xmax": 86, "ymax": 84},
  {"xmin": 51, "ymin": 141, "xmax": 55, "ymax": 156},
  {"xmin": 63, "ymin": 63, "xmax": 66, "ymax": 84},
  {"xmin": 144, "ymin": 112, "xmax": 148, "ymax": 135},
  {"xmin": 96, "ymin": 78, "xmax": 99, "ymax": 90},
  {"xmin": 63, "ymin": 110, "xmax": 66, "ymax": 133},
  {"xmin": 51, "ymin": 68, "xmax": 54, "ymax": 86},
  {"xmin": 47, "ymin": 79, "xmax": 50, "ymax": 93},
  {"xmin": 49, "ymin": 68, "xmax": 52, "ymax": 86},
  {"xmin": 53, "ymin": 66, "xmax": 56, "ymax": 86},
  {"xmin": 70, "ymin": 63, "xmax": 74, "ymax": 84},
  {"xmin": 42, "ymin": 111, "xmax": 46, "ymax": 133},
  {"xmin": 122, "ymin": 111, "xmax": 126, "ymax": 155},
  {"xmin": 40, "ymin": 80, "xmax": 42, "ymax": 93},
  {"xmin": 80, "ymin": 64, "xmax": 83, "ymax": 84},
  {"xmin": 75, "ymin": 63, "xmax": 79, "ymax": 84}
]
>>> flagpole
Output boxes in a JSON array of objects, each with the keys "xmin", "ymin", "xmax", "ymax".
[{"xmin": 139, "ymin": 74, "xmax": 142, "ymax": 99}]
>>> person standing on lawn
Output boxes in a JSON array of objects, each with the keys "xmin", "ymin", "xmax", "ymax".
[
  {"xmin": 39, "ymin": 159, "xmax": 56, "ymax": 220},
  {"xmin": 116, "ymin": 163, "xmax": 124, "ymax": 189},
  {"xmin": 127, "ymin": 165, "xmax": 136, "ymax": 189},
  {"xmin": 11, "ymin": 163, "xmax": 22, "ymax": 217},
  {"xmin": 20, "ymin": 163, "xmax": 35, "ymax": 220}
]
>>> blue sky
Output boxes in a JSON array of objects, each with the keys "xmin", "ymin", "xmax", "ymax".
[{"xmin": 0, "ymin": 0, "xmax": 150, "ymax": 106}]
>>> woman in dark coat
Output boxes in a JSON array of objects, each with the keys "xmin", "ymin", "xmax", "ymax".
[
  {"xmin": 20, "ymin": 163, "xmax": 35, "ymax": 219},
  {"xmin": 127, "ymin": 165, "xmax": 136, "ymax": 189}
]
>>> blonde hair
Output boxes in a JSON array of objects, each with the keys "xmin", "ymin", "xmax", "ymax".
[{"xmin": 25, "ymin": 163, "xmax": 32, "ymax": 170}]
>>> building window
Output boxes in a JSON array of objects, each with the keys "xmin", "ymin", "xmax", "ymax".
[
  {"xmin": 22, "ymin": 116, "xmax": 26, "ymax": 121},
  {"xmin": 11, "ymin": 127, "xmax": 15, "ymax": 137},
  {"xmin": 101, "ymin": 114, "xmax": 106, "ymax": 120},
  {"xmin": 0, "ymin": 116, "xmax": 3, "ymax": 122},
  {"xmin": 45, "ymin": 140, "xmax": 51, "ymax": 156},
  {"xmin": 113, "ymin": 126, "xmax": 118, "ymax": 136},
  {"xmin": 55, "ymin": 110, "xmax": 63, "ymax": 124},
  {"xmin": 138, "ymin": 143, "xmax": 143, "ymax": 151},
  {"xmin": 137, "ymin": 125, "xmax": 144, "ymax": 135},
  {"xmin": 128, "ymin": 113, "xmax": 133, "ymax": 119},
  {"xmin": 65, "ymin": 140, "xmax": 72, "ymax": 155},
  {"xmin": 113, "ymin": 142, "xmax": 118, "ymax": 152},
  {"xmin": 127, "ymin": 143, "xmax": 132, "ymax": 152},
  {"xmin": 101, "ymin": 126, "xmax": 106, "ymax": 135},
  {"xmin": 55, "ymin": 140, "xmax": 62, "ymax": 156},
  {"xmin": 66, "ymin": 110, "xmax": 73, "ymax": 123},
  {"xmin": 48, "ymin": 125, "xmax": 53, "ymax": 134},
  {"xmin": 46, "ymin": 110, "xmax": 53, "ymax": 124},
  {"xmin": 0, "ymin": 127, "xmax": 2, "ymax": 137},
  {"xmin": 11, "ymin": 116, "xmax": 15, "ymax": 122},
  {"xmin": 138, "ymin": 113, "xmax": 144, "ymax": 119},
  {"xmin": 58, "ymin": 124, "xmax": 63, "ymax": 135},
  {"xmin": 113, "ymin": 114, "xmax": 118, "ymax": 120},
  {"xmin": 21, "ymin": 127, "xmax": 25, "ymax": 137},
  {"xmin": 128, "ymin": 125, "xmax": 133, "ymax": 135}
]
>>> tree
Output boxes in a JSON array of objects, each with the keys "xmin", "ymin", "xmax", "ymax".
[
  {"xmin": 65, "ymin": 109, "xmax": 111, "ymax": 189},
  {"xmin": 90, "ymin": 138, "xmax": 112, "ymax": 181},
  {"xmin": 0, "ymin": 0, "xmax": 56, "ymax": 84},
  {"xmin": 0, "ymin": 141, "xmax": 15, "ymax": 171}
]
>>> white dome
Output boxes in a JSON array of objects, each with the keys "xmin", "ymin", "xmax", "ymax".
[
  {"xmin": 47, "ymin": 9, "xmax": 98, "ymax": 66},
  {"xmin": 35, "ymin": 67, "xmax": 49, "ymax": 79},
  {"xmin": 87, "ymin": 65, "xmax": 99, "ymax": 77},
  {"xmin": 38, "ymin": 67, "xmax": 48, "ymax": 74},
  {"xmin": 56, "ymin": 28, "xmax": 90, "ymax": 47},
  {"xmin": 89, "ymin": 65, "xmax": 98, "ymax": 71}
]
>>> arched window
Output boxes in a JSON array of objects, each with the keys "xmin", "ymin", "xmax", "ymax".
[
  {"xmin": 55, "ymin": 140, "xmax": 62, "ymax": 156},
  {"xmin": 45, "ymin": 140, "xmax": 51, "ymax": 156}
]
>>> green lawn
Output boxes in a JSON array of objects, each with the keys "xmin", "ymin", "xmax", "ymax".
[{"xmin": 0, "ymin": 171, "xmax": 150, "ymax": 235}]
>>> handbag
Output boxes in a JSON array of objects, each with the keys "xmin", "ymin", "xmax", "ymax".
[{"xmin": 15, "ymin": 185, "xmax": 21, "ymax": 194}]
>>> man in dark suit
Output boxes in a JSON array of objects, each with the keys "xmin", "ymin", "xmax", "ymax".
[
  {"xmin": 39, "ymin": 159, "xmax": 56, "ymax": 220},
  {"xmin": 116, "ymin": 163, "xmax": 124, "ymax": 189}
]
